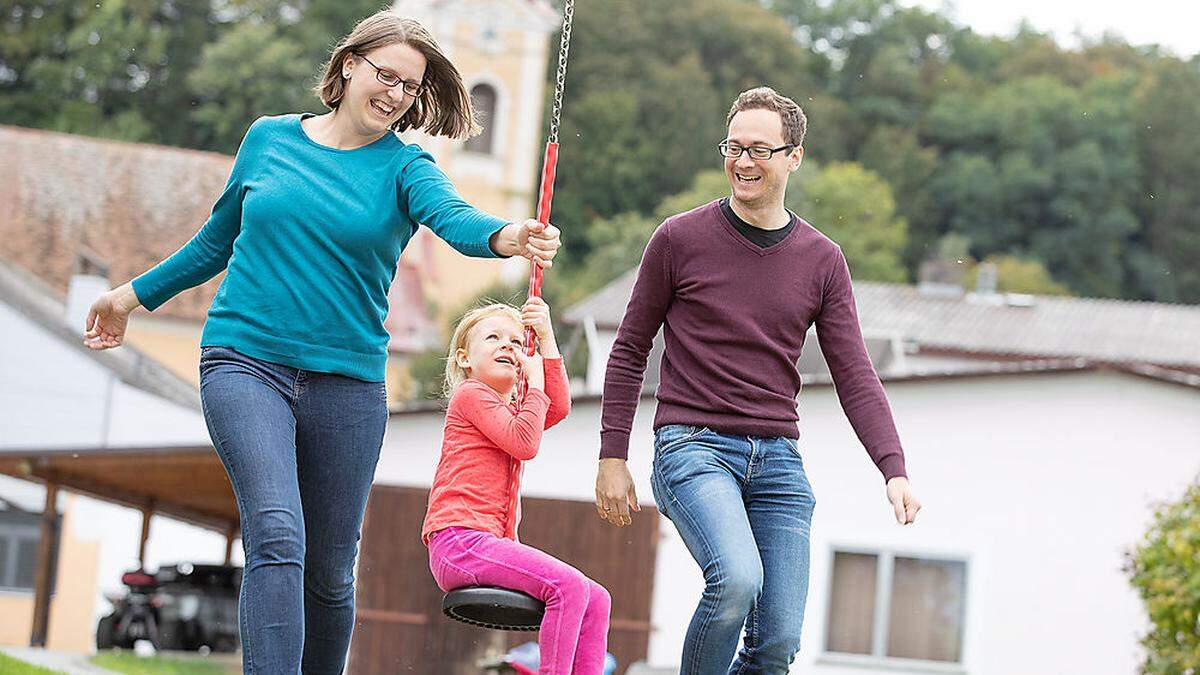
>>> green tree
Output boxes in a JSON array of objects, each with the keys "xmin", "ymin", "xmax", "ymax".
[
  {"xmin": 967, "ymin": 255, "xmax": 1070, "ymax": 296},
  {"xmin": 5, "ymin": 0, "xmax": 167, "ymax": 141},
  {"xmin": 562, "ymin": 169, "xmax": 730, "ymax": 301},
  {"xmin": 403, "ymin": 347, "xmax": 447, "ymax": 401},
  {"xmin": 858, "ymin": 124, "xmax": 940, "ymax": 268},
  {"xmin": 551, "ymin": 0, "xmax": 818, "ymax": 269},
  {"xmin": 565, "ymin": 211, "xmax": 658, "ymax": 303},
  {"xmin": 1134, "ymin": 58, "xmax": 1200, "ymax": 303},
  {"xmin": 560, "ymin": 169, "xmax": 718, "ymax": 297},
  {"xmin": 1, "ymin": 2, "xmax": 87, "ymax": 127},
  {"xmin": 0, "ymin": 1, "xmax": 224, "ymax": 145},
  {"xmin": 653, "ymin": 169, "xmax": 731, "ymax": 221},
  {"xmin": 923, "ymin": 74, "xmax": 1141, "ymax": 297},
  {"xmin": 1127, "ymin": 479, "xmax": 1200, "ymax": 674},
  {"xmin": 766, "ymin": 0, "xmax": 967, "ymax": 152},
  {"xmin": 270, "ymin": 0, "xmax": 389, "ymax": 78},
  {"xmin": 568, "ymin": 160, "xmax": 910, "ymax": 295},
  {"xmin": 186, "ymin": 20, "xmax": 317, "ymax": 153},
  {"xmin": 789, "ymin": 161, "xmax": 908, "ymax": 282}
]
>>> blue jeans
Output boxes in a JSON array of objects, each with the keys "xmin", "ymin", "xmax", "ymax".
[
  {"xmin": 650, "ymin": 424, "xmax": 816, "ymax": 675},
  {"xmin": 199, "ymin": 346, "xmax": 387, "ymax": 675}
]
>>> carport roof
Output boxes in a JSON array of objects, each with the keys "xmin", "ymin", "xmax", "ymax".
[{"xmin": 0, "ymin": 444, "xmax": 236, "ymax": 532}]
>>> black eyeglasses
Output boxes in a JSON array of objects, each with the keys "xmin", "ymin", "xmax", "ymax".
[
  {"xmin": 355, "ymin": 53, "xmax": 423, "ymax": 97},
  {"xmin": 718, "ymin": 141, "xmax": 795, "ymax": 160}
]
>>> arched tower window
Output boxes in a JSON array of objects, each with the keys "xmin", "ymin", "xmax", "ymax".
[{"xmin": 464, "ymin": 84, "xmax": 497, "ymax": 155}]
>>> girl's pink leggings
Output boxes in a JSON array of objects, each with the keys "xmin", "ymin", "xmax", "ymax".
[{"xmin": 428, "ymin": 526, "xmax": 611, "ymax": 675}]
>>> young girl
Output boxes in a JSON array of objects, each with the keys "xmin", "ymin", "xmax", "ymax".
[{"xmin": 423, "ymin": 297, "xmax": 611, "ymax": 674}]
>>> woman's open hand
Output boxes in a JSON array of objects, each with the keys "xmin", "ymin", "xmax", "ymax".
[{"xmin": 83, "ymin": 284, "xmax": 141, "ymax": 350}]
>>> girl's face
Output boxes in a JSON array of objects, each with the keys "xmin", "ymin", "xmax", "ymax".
[
  {"xmin": 456, "ymin": 314, "xmax": 525, "ymax": 395},
  {"xmin": 341, "ymin": 42, "xmax": 427, "ymax": 136}
]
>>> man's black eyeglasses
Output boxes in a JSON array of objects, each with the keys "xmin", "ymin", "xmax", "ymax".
[{"xmin": 718, "ymin": 141, "xmax": 795, "ymax": 160}]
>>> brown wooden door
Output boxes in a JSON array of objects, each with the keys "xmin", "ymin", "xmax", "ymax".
[{"xmin": 349, "ymin": 485, "xmax": 659, "ymax": 674}]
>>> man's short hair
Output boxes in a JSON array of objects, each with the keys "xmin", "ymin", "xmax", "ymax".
[{"xmin": 726, "ymin": 87, "xmax": 807, "ymax": 148}]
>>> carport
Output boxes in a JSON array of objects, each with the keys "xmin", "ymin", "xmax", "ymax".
[{"xmin": 0, "ymin": 444, "xmax": 237, "ymax": 648}]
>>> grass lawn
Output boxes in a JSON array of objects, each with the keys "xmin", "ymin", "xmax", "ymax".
[
  {"xmin": 0, "ymin": 652, "xmax": 64, "ymax": 674},
  {"xmin": 90, "ymin": 652, "xmax": 237, "ymax": 674}
]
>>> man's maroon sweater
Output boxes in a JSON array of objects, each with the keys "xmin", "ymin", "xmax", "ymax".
[{"xmin": 600, "ymin": 199, "xmax": 907, "ymax": 481}]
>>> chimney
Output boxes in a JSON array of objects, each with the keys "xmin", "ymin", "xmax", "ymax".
[
  {"xmin": 917, "ymin": 259, "xmax": 966, "ymax": 299},
  {"xmin": 975, "ymin": 261, "xmax": 998, "ymax": 296},
  {"xmin": 65, "ymin": 274, "xmax": 110, "ymax": 331}
]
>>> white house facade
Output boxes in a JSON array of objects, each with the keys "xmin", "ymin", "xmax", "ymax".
[{"xmin": 379, "ymin": 362, "xmax": 1200, "ymax": 674}]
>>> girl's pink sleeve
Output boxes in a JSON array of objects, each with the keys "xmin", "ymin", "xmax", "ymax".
[
  {"xmin": 455, "ymin": 380, "xmax": 551, "ymax": 461},
  {"xmin": 542, "ymin": 357, "xmax": 571, "ymax": 429}
]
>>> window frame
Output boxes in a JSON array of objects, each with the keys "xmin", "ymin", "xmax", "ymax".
[
  {"xmin": 463, "ymin": 82, "xmax": 501, "ymax": 156},
  {"xmin": 0, "ymin": 508, "xmax": 59, "ymax": 596},
  {"xmin": 820, "ymin": 545, "xmax": 971, "ymax": 673},
  {"xmin": 0, "ymin": 523, "xmax": 41, "ymax": 593}
]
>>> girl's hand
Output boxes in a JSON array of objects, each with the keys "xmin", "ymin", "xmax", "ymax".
[
  {"xmin": 521, "ymin": 297, "xmax": 560, "ymax": 358},
  {"xmin": 517, "ymin": 349, "xmax": 545, "ymax": 393},
  {"xmin": 83, "ymin": 284, "xmax": 141, "ymax": 350},
  {"xmin": 521, "ymin": 296, "xmax": 553, "ymax": 340}
]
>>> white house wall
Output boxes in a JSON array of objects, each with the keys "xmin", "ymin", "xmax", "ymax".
[
  {"xmin": 0, "ymin": 301, "xmax": 226, "ymax": 627},
  {"xmin": 378, "ymin": 370, "xmax": 1200, "ymax": 674},
  {"xmin": 0, "ymin": 302, "xmax": 209, "ymax": 449}
]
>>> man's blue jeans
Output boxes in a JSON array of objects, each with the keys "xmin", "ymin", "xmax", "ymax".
[
  {"xmin": 650, "ymin": 424, "xmax": 816, "ymax": 675},
  {"xmin": 199, "ymin": 346, "xmax": 387, "ymax": 674}
]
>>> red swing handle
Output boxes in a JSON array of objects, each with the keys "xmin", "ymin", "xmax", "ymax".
[
  {"xmin": 516, "ymin": 143, "xmax": 558, "ymax": 404},
  {"xmin": 524, "ymin": 141, "xmax": 559, "ymax": 354},
  {"xmin": 517, "ymin": 0, "xmax": 573, "ymax": 403}
]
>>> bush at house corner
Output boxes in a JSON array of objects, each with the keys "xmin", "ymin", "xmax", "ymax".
[{"xmin": 1127, "ymin": 480, "xmax": 1200, "ymax": 674}]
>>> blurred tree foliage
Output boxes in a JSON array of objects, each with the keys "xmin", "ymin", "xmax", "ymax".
[
  {"xmin": 1126, "ymin": 480, "xmax": 1200, "ymax": 674},
  {"xmin": 2, "ymin": 0, "xmax": 1198, "ymax": 303}
]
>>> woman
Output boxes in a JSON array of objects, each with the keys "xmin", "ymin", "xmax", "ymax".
[{"xmin": 83, "ymin": 11, "xmax": 561, "ymax": 674}]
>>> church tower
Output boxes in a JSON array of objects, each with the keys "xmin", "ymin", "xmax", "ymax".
[{"xmin": 392, "ymin": 0, "xmax": 561, "ymax": 312}]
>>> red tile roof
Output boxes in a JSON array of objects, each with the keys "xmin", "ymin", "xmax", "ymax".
[
  {"xmin": 0, "ymin": 124, "xmax": 233, "ymax": 322},
  {"xmin": 1, "ymin": 124, "xmax": 441, "ymax": 353}
]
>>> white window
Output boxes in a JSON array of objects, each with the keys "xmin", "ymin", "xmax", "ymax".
[
  {"xmin": 825, "ymin": 549, "xmax": 968, "ymax": 664},
  {"xmin": 464, "ymin": 84, "xmax": 498, "ymax": 155},
  {"xmin": 0, "ymin": 525, "xmax": 42, "ymax": 591},
  {"xmin": 0, "ymin": 507, "xmax": 57, "ymax": 593}
]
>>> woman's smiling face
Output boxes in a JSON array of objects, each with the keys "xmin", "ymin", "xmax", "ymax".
[{"xmin": 341, "ymin": 42, "xmax": 427, "ymax": 134}]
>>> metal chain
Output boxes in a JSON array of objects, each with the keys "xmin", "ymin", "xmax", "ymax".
[{"xmin": 547, "ymin": 0, "xmax": 575, "ymax": 145}]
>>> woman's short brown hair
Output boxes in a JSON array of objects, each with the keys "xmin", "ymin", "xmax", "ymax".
[
  {"xmin": 726, "ymin": 86, "xmax": 807, "ymax": 147},
  {"xmin": 314, "ymin": 11, "xmax": 479, "ymax": 139}
]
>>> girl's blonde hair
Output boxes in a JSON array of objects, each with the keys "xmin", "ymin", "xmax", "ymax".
[
  {"xmin": 443, "ymin": 303, "xmax": 523, "ymax": 397},
  {"xmin": 314, "ymin": 11, "xmax": 480, "ymax": 138}
]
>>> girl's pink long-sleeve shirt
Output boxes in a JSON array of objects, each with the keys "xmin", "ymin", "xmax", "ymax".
[{"xmin": 422, "ymin": 358, "xmax": 570, "ymax": 544}]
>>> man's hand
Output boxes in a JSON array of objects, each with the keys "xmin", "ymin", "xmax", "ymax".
[
  {"xmin": 595, "ymin": 458, "xmax": 639, "ymax": 527},
  {"xmin": 886, "ymin": 476, "xmax": 921, "ymax": 525}
]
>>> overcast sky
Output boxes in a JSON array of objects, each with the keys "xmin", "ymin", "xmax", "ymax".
[{"xmin": 902, "ymin": 0, "xmax": 1199, "ymax": 59}]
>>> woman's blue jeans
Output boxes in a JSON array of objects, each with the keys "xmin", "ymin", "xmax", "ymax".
[
  {"xmin": 650, "ymin": 424, "xmax": 817, "ymax": 675},
  {"xmin": 199, "ymin": 346, "xmax": 387, "ymax": 675}
]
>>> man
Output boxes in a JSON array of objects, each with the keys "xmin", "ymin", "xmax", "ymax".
[{"xmin": 594, "ymin": 87, "xmax": 921, "ymax": 674}]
